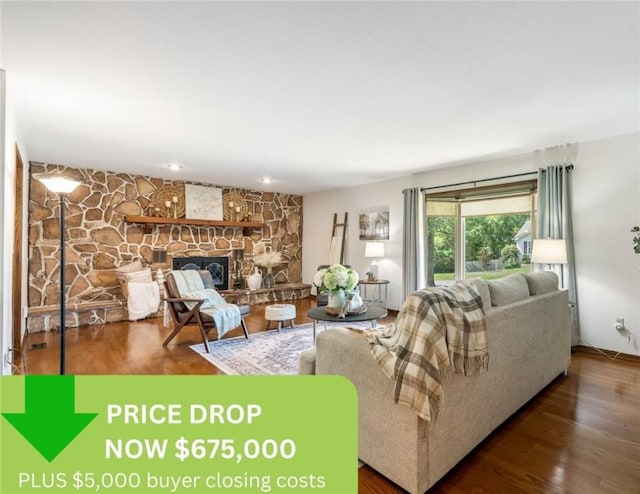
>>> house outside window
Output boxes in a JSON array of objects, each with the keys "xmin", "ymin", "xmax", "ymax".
[{"xmin": 426, "ymin": 181, "xmax": 537, "ymax": 286}]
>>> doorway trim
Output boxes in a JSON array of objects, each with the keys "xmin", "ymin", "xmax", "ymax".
[{"xmin": 11, "ymin": 144, "xmax": 24, "ymax": 372}]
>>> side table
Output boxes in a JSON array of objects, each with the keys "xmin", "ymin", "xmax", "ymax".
[{"xmin": 358, "ymin": 279, "xmax": 389, "ymax": 309}]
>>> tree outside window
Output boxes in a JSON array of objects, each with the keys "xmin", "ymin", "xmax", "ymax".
[{"xmin": 426, "ymin": 186, "xmax": 536, "ymax": 285}]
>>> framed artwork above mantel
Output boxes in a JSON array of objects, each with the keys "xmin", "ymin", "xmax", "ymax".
[{"xmin": 185, "ymin": 184, "xmax": 223, "ymax": 220}]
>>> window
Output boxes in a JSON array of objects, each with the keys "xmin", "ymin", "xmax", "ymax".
[{"xmin": 426, "ymin": 181, "xmax": 537, "ymax": 285}]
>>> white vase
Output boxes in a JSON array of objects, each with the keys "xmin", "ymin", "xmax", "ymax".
[
  {"xmin": 247, "ymin": 267, "xmax": 262, "ymax": 291},
  {"xmin": 263, "ymin": 267, "xmax": 274, "ymax": 288},
  {"xmin": 328, "ymin": 289, "xmax": 346, "ymax": 309},
  {"xmin": 347, "ymin": 291, "xmax": 363, "ymax": 311}
]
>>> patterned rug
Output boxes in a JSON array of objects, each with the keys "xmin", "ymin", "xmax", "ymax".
[{"xmin": 190, "ymin": 322, "xmax": 369, "ymax": 375}]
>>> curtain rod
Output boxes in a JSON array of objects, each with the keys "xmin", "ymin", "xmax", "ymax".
[{"xmin": 421, "ymin": 165, "xmax": 573, "ymax": 192}]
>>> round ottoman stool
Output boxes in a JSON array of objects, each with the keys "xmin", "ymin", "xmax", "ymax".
[{"xmin": 265, "ymin": 304, "xmax": 296, "ymax": 331}]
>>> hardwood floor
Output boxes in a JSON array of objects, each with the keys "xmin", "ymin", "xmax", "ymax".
[{"xmin": 20, "ymin": 298, "xmax": 640, "ymax": 493}]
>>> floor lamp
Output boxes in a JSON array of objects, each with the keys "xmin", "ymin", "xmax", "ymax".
[
  {"xmin": 530, "ymin": 238, "xmax": 567, "ymax": 270},
  {"xmin": 530, "ymin": 238, "xmax": 567, "ymax": 289},
  {"xmin": 37, "ymin": 176, "xmax": 82, "ymax": 375}
]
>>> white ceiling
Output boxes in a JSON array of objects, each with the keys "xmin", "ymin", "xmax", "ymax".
[{"xmin": 2, "ymin": 1, "xmax": 638, "ymax": 194}]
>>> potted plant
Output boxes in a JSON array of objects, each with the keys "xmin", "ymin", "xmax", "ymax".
[{"xmin": 314, "ymin": 264, "xmax": 360, "ymax": 311}]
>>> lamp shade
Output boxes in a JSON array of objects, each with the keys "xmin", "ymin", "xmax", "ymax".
[
  {"xmin": 365, "ymin": 241, "xmax": 385, "ymax": 258},
  {"xmin": 37, "ymin": 176, "xmax": 82, "ymax": 194},
  {"xmin": 530, "ymin": 239, "xmax": 567, "ymax": 264}
]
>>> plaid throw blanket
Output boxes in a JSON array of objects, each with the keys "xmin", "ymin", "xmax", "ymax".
[{"xmin": 364, "ymin": 281, "xmax": 488, "ymax": 422}]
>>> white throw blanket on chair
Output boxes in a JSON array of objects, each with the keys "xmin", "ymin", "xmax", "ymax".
[
  {"xmin": 170, "ymin": 270, "xmax": 241, "ymax": 338},
  {"xmin": 127, "ymin": 282, "xmax": 160, "ymax": 321},
  {"xmin": 171, "ymin": 270, "xmax": 206, "ymax": 294}
]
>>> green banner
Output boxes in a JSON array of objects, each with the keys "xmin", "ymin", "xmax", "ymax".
[{"xmin": 1, "ymin": 376, "xmax": 357, "ymax": 494}]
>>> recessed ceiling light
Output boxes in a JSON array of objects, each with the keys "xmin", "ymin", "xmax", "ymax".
[
  {"xmin": 166, "ymin": 163, "xmax": 182, "ymax": 171},
  {"xmin": 261, "ymin": 177, "xmax": 272, "ymax": 184}
]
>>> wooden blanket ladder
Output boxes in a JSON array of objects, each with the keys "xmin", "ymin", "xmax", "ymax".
[{"xmin": 329, "ymin": 212, "xmax": 348, "ymax": 265}]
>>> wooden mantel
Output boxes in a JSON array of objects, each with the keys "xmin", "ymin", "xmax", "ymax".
[{"xmin": 124, "ymin": 215, "xmax": 266, "ymax": 234}]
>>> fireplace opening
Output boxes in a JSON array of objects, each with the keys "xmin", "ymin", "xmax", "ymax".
[{"xmin": 172, "ymin": 256, "xmax": 230, "ymax": 290}]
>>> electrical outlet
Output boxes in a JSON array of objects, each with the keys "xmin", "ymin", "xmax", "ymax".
[
  {"xmin": 614, "ymin": 318, "xmax": 633, "ymax": 345},
  {"xmin": 4, "ymin": 348, "xmax": 14, "ymax": 366}
]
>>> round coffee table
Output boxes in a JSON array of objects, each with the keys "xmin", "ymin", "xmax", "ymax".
[{"xmin": 307, "ymin": 305, "xmax": 388, "ymax": 341}]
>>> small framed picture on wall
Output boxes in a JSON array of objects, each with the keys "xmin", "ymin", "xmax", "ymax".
[{"xmin": 359, "ymin": 208, "xmax": 389, "ymax": 240}]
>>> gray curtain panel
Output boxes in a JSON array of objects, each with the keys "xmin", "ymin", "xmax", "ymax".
[
  {"xmin": 537, "ymin": 162, "xmax": 580, "ymax": 342},
  {"xmin": 402, "ymin": 187, "xmax": 426, "ymax": 300}
]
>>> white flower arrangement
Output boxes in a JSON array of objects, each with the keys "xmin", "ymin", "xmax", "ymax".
[
  {"xmin": 254, "ymin": 249, "xmax": 282, "ymax": 269},
  {"xmin": 314, "ymin": 264, "xmax": 359, "ymax": 294}
]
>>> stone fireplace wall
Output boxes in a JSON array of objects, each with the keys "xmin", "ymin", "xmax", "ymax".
[{"xmin": 27, "ymin": 162, "xmax": 303, "ymax": 331}]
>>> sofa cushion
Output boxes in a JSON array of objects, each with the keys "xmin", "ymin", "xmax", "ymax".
[
  {"xmin": 115, "ymin": 259, "xmax": 144, "ymax": 280},
  {"xmin": 487, "ymin": 274, "xmax": 530, "ymax": 306},
  {"xmin": 466, "ymin": 278, "xmax": 491, "ymax": 309},
  {"xmin": 124, "ymin": 267, "xmax": 152, "ymax": 283},
  {"xmin": 524, "ymin": 271, "xmax": 559, "ymax": 295},
  {"xmin": 116, "ymin": 262, "xmax": 150, "ymax": 298}
]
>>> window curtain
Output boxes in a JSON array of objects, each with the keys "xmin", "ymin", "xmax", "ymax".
[
  {"xmin": 402, "ymin": 187, "xmax": 427, "ymax": 300},
  {"xmin": 536, "ymin": 144, "xmax": 579, "ymax": 344}
]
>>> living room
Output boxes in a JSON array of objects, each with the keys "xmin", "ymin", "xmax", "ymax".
[{"xmin": 1, "ymin": 2, "xmax": 639, "ymax": 493}]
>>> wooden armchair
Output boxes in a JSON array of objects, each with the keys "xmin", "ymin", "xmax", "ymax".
[{"xmin": 163, "ymin": 270, "xmax": 250, "ymax": 352}]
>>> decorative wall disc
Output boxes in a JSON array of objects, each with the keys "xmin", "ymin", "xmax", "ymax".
[
  {"xmin": 222, "ymin": 192, "xmax": 248, "ymax": 221},
  {"xmin": 151, "ymin": 185, "xmax": 185, "ymax": 218}
]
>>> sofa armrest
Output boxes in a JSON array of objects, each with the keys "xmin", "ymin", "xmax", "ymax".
[
  {"xmin": 298, "ymin": 347, "xmax": 316, "ymax": 374},
  {"xmin": 312, "ymin": 328, "xmax": 427, "ymax": 493},
  {"xmin": 314, "ymin": 328, "xmax": 381, "ymax": 377},
  {"xmin": 313, "ymin": 328, "xmax": 407, "ymax": 411}
]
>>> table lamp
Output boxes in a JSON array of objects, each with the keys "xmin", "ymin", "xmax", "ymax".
[{"xmin": 365, "ymin": 241, "xmax": 385, "ymax": 281}]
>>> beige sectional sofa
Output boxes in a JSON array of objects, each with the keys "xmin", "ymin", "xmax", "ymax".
[{"xmin": 299, "ymin": 272, "xmax": 570, "ymax": 494}]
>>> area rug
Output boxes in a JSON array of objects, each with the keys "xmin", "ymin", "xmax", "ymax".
[{"xmin": 190, "ymin": 322, "xmax": 371, "ymax": 375}]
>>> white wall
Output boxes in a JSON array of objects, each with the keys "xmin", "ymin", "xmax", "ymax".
[
  {"xmin": 303, "ymin": 174, "xmax": 412, "ymax": 311},
  {"xmin": 1, "ymin": 69, "xmax": 29, "ymax": 375},
  {"xmin": 303, "ymin": 132, "xmax": 640, "ymax": 356},
  {"xmin": 0, "ymin": 69, "xmax": 7, "ymax": 375},
  {"xmin": 571, "ymin": 133, "xmax": 640, "ymax": 355}
]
